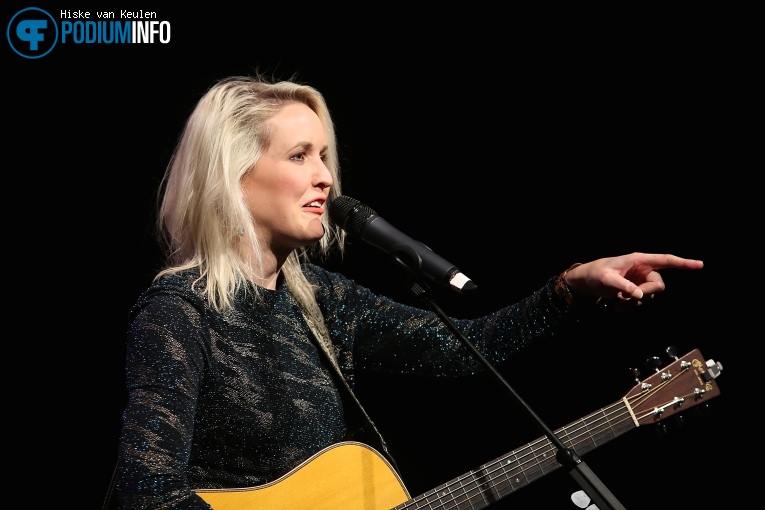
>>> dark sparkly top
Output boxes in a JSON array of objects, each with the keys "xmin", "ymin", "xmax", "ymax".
[{"xmin": 114, "ymin": 263, "xmax": 576, "ymax": 509}]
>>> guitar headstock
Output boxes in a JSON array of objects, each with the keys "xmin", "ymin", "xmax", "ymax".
[{"xmin": 624, "ymin": 348, "xmax": 722, "ymax": 427}]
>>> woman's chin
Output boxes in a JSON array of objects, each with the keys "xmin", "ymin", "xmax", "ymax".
[{"xmin": 303, "ymin": 225, "xmax": 326, "ymax": 244}]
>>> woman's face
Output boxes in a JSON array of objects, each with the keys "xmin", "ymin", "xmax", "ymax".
[{"xmin": 241, "ymin": 102, "xmax": 332, "ymax": 256}]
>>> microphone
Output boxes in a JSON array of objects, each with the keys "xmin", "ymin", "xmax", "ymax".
[{"xmin": 329, "ymin": 195, "xmax": 477, "ymax": 295}]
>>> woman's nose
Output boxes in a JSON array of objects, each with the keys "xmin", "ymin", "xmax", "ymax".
[{"xmin": 315, "ymin": 162, "xmax": 333, "ymax": 189}]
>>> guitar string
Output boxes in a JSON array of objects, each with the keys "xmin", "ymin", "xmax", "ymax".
[
  {"xmin": 395, "ymin": 364, "xmax": 694, "ymax": 509},
  {"xmin": 394, "ymin": 398, "xmax": 633, "ymax": 510},
  {"xmin": 397, "ymin": 395, "xmax": 668, "ymax": 510},
  {"xmin": 401, "ymin": 370, "xmax": 694, "ymax": 509}
]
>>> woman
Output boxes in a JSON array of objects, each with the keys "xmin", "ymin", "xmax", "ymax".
[{"xmin": 111, "ymin": 75, "xmax": 703, "ymax": 509}]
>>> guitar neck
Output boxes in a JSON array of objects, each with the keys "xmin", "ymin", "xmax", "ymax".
[
  {"xmin": 395, "ymin": 348, "xmax": 722, "ymax": 509},
  {"xmin": 394, "ymin": 400, "xmax": 634, "ymax": 509}
]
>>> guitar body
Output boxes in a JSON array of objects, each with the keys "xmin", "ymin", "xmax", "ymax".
[{"xmin": 195, "ymin": 442, "xmax": 410, "ymax": 510}]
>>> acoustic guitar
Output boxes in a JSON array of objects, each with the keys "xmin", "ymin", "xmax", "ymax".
[{"xmin": 195, "ymin": 348, "xmax": 722, "ymax": 509}]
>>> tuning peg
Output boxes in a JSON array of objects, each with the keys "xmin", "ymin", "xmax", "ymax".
[
  {"xmin": 629, "ymin": 367, "xmax": 641, "ymax": 385},
  {"xmin": 665, "ymin": 345, "xmax": 679, "ymax": 360},
  {"xmin": 645, "ymin": 356, "xmax": 662, "ymax": 373}
]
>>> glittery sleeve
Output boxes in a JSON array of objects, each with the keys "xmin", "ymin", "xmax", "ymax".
[
  {"xmin": 116, "ymin": 281, "xmax": 214, "ymax": 510},
  {"xmin": 304, "ymin": 264, "xmax": 577, "ymax": 379}
]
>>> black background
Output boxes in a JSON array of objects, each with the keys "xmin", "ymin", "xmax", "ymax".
[{"xmin": 4, "ymin": 1, "xmax": 760, "ymax": 508}]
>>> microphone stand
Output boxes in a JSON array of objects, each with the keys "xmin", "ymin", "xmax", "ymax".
[{"xmin": 405, "ymin": 279, "xmax": 626, "ymax": 510}]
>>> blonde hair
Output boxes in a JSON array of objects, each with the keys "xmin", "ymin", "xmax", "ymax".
[{"xmin": 155, "ymin": 75, "xmax": 345, "ymax": 320}]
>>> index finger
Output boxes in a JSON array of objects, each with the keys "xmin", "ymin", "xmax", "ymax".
[{"xmin": 643, "ymin": 253, "xmax": 704, "ymax": 270}]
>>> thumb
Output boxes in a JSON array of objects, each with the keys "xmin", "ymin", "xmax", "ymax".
[{"xmin": 618, "ymin": 277, "xmax": 644, "ymax": 300}]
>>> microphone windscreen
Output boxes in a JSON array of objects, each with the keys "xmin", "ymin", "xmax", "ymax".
[{"xmin": 329, "ymin": 196, "xmax": 376, "ymax": 236}]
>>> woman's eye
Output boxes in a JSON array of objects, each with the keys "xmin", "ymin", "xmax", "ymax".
[{"xmin": 291, "ymin": 152, "xmax": 306, "ymax": 161}]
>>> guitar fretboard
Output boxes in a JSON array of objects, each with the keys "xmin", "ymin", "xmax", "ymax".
[{"xmin": 394, "ymin": 399, "xmax": 635, "ymax": 509}]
